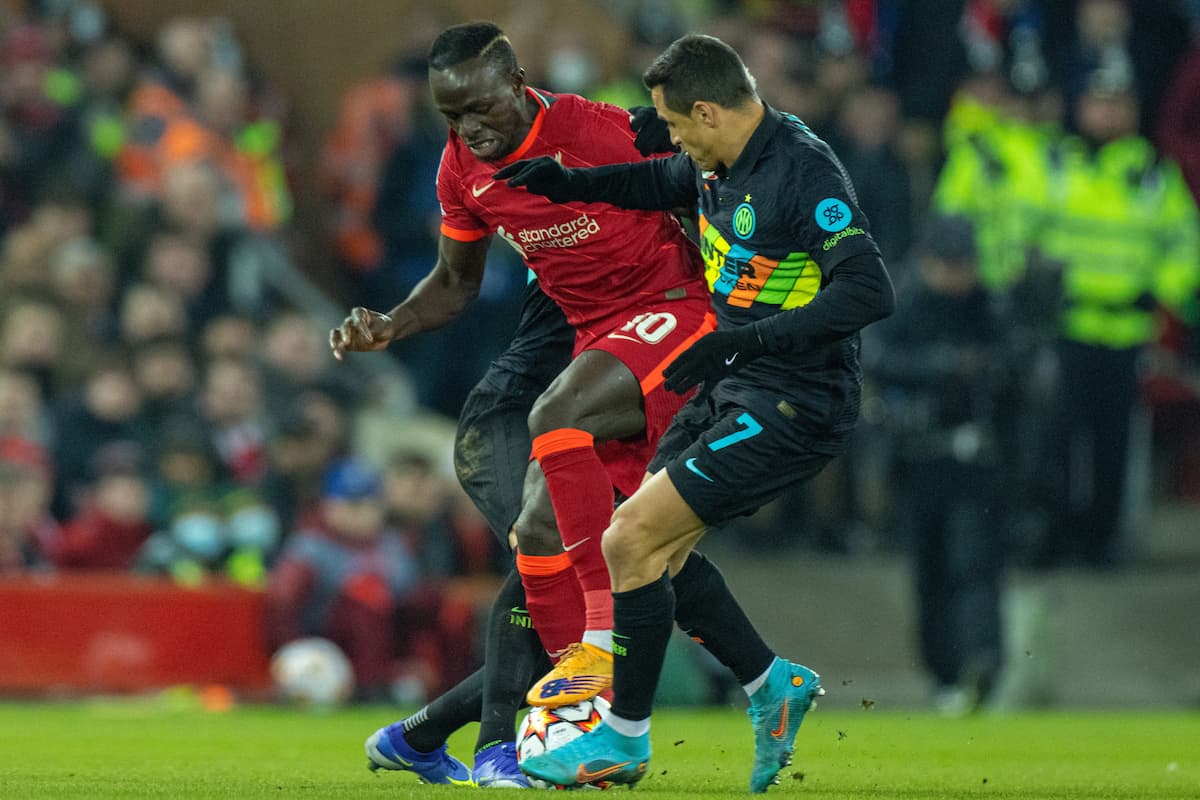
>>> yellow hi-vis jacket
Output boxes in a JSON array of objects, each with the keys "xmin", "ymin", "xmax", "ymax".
[{"xmin": 1033, "ymin": 135, "xmax": 1200, "ymax": 349}]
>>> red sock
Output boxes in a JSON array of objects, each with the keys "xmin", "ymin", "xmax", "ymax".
[
  {"xmin": 532, "ymin": 429, "xmax": 615, "ymax": 633},
  {"xmin": 516, "ymin": 550, "xmax": 584, "ymax": 660}
]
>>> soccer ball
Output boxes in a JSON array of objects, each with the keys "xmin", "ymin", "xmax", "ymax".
[
  {"xmin": 516, "ymin": 696, "xmax": 611, "ymax": 789},
  {"xmin": 270, "ymin": 637, "xmax": 355, "ymax": 708}
]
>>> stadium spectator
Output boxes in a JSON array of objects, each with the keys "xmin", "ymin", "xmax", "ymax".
[
  {"xmin": 118, "ymin": 280, "xmax": 189, "ymax": 345},
  {"xmin": 0, "ymin": 293, "xmax": 68, "ymax": 399},
  {"xmin": 199, "ymin": 312, "xmax": 257, "ymax": 361},
  {"xmin": 49, "ymin": 351, "xmax": 145, "ymax": 519},
  {"xmin": 265, "ymin": 458, "xmax": 421, "ymax": 700},
  {"xmin": 198, "ymin": 356, "xmax": 268, "ymax": 486},
  {"xmin": 258, "ymin": 310, "xmax": 355, "ymax": 420},
  {"xmin": 382, "ymin": 448, "xmax": 502, "ymax": 579},
  {"xmin": 129, "ymin": 336, "xmax": 198, "ymax": 441},
  {"xmin": 137, "ymin": 416, "xmax": 278, "ymax": 587},
  {"xmin": 44, "ymin": 440, "xmax": 154, "ymax": 570},
  {"xmin": 0, "ymin": 367, "xmax": 47, "ymax": 443},
  {"xmin": 49, "ymin": 237, "xmax": 120, "ymax": 348},
  {"xmin": 0, "ymin": 435, "xmax": 55, "ymax": 573}
]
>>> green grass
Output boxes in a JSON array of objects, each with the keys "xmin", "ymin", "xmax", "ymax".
[{"xmin": 0, "ymin": 700, "xmax": 1194, "ymax": 799}]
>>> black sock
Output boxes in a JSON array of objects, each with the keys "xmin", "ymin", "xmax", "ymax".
[
  {"xmin": 611, "ymin": 572, "xmax": 675, "ymax": 722},
  {"xmin": 673, "ymin": 551, "xmax": 774, "ymax": 685},
  {"xmin": 401, "ymin": 668, "xmax": 483, "ymax": 753},
  {"xmin": 476, "ymin": 569, "xmax": 550, "ymax": 753}
]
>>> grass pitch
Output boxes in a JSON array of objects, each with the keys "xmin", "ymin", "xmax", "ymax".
[{"xmin": 0, "ymin": 700, "xmax": 1193, "ymax": 799}]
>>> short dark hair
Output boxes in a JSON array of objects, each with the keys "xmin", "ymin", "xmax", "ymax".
[
  {"xmin": 642, "ymin": 34, "xmax": 757, "ymax": 114},
  {"xmin": 428, "ymin": 21, "xmax": 517, "ymax": 74}
]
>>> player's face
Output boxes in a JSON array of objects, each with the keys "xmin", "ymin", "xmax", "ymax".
[
  {"xmin": 430, "ymin": 57, "xmax": 529, "ymax": 162},
  {"xmin": 651, "ymin": 86, "xmax": 718, "ymax": 171}
]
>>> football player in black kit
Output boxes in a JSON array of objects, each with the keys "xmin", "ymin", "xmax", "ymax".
[{"xmin": 499, "ymin": 33, "xmax": 894, "ymax": 791}]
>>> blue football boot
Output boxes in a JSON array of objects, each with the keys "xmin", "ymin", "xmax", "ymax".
[
  {"xmin": 519, "ymin": 721, "xmax": 649, "ymax": 789},
  {"xmin": 364, "ymin": 723, "xmax": 473, "ymax": 786},
  {"xmin": 473, "ymin": 742, "xmax": 532, "ymax": 788},
  {"xmin": 747, "ymin": 659, "xmax": 824, "ymax": 793}
]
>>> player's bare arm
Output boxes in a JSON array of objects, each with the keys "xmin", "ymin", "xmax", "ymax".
[{"xmin": 329, "ymin": 234, "xmax": 490, "ymax": 361}]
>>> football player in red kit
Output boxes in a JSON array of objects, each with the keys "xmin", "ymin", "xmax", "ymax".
[{"xmin": 333, "ymin": 22, "xmax": 782, "ymax": 788}]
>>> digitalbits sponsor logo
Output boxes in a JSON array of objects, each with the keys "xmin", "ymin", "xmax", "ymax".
[{"xmin": 815, "ymin": 198, "xmax": 852, "ymax": 232}]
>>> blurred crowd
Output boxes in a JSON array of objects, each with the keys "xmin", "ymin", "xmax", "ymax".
[{"xmin": 2, "ymin": 0, "xmax": 1199, "ymax": 706}]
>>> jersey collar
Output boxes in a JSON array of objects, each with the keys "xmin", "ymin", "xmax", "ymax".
[
  {"xmin": 498, "ymin": 87, "xmax": 553, "ymax": 166},
  {"xmin": 727, "ymin": 103, "xmax": 781, "ymax": 182}
]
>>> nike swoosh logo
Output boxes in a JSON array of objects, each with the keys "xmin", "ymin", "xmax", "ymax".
[
  {"xmin": 472, "ymin": 181, "xmax": 495, "ymax": 197},
  {"xmin": 562, "ymin": 537, "xmax": 591, "ymax": 552},
  {"xmin": 577, "ymin": 761, "xmax": 632, "ymax": 783},
  {"xmin": 770, "ymin": 698, "xmax": 790, "ymax": 738},
  {"xmin": 724, "ymin": 352, "xmax": 739, "ymax": 366},
  {"xmin": 685, "ymin": 457, "xmax": 714, "ymax": 482},
  {"xmin": 606, "ymin": 333, "xmax": 642, "ymax": 343}
]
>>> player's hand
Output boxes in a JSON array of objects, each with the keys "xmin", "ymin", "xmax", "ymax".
[
  {"xmin": 629, "ymin": 106, "xmax": 677, "ymax": 156},
  {"xmin": 329, "ymin": 307, "xmax": 396, "ymax": 362},
  {"xmin": 663, "ymin": 327, "xmax": 767, "ymax": 394},
  {"xmin": 494, "ymin": 156, "xmax": 578, "ymax": 203}
]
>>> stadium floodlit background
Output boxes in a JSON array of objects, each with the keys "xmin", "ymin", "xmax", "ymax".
[{"xmin": 1, "ymin": 0, "xmax": 1198, "ymax": 771}]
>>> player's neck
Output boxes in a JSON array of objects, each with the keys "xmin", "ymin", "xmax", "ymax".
[
  {"xmin": 717, "ymin": 100, "xmax": 765, "ymax": 171},
  {"xmin": 514, "ymin": 90, "xmax": 542, "ymax": 145}
]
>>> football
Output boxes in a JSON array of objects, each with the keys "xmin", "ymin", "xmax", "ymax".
[
  {"xmin": 269, "ymin": 637, "xmax": 355, "ymax": 708},
  {"xmin": 516, "ymin": 696, "xmax": 611, "ymax": 789}
]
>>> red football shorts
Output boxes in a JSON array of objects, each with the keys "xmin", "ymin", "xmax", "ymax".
[{"xmin": 573, "ymin": 298, "xmax": 715, "ymax": 498}]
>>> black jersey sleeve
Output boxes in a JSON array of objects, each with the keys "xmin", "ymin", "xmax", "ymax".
[
  {"xmin": 790, "ymin": 146, "xmax": 881, "ymax": 273},
  {"xmin": 566, "ymin": 153, "xmax": 696, "ymax": 210},
  {"xmin": 752, "ymin": 250, "xmax": 895, "ymax": 354}
]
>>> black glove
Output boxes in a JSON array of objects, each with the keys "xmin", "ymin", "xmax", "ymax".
[
  {"xmin": 629, "ymin": 106, "xmax": 677, "ymax": 156},
  {"xmin": 662, "ymin": 326, "xmax": 768, "ymax": 394},
  {"xmin": 494, "ymin": 156, "xmax": 579, "ymax": 203}
]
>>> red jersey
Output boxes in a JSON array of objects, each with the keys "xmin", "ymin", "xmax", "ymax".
[{"xmin": 437, "ymin": 88, "xmax": 706, "ymax": 331}]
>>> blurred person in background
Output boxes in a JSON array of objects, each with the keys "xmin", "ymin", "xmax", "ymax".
[
  {"xmin": 1032, "ymin": 67, "xmax": 1200, "ymax": 568},
  {"xmin": 0, "ymin": 367, "xmax": 48, "ymax": 444},
  {"xmin": 383, "ymin": 447, "xmax": 503, "ymax": 580},
  {"xmin": 258, "ymin": 406, "xmax": 337, "ymax": 538},
  {"xmin": 139, "ymin": 231, "xmax": 221, "ymax": 329},
  {"xmin": 117, "ymin": 280, "xmax": 188, "ymax": 345},
  {"xmin": 50, "ymin": 350, "xmax": 145, "ymax": 519},
  {"xmin": 49, "ymin": 236, "xmax": 119, "ymax": 347},
  {"xmin": 198, "ymin": 311, "xmax": 257, "ymax": 361},
  {"xmin": 826, "ymin": 84, "xmax": 913, "ymax": 268},
  {"xmin": 258, "ymin": 309, "xmax": 355, "ymax": 421},
  {"xmin": 138, "ymin": 416, "xmax": 277, "ymax": 587},
  {"xmin": 129, "ymin": 335, "xmax": 198, "ymax": 441},
  {"xmin": 265, "ymin": 457, "xmax": 421, "ymax": 702},
  {"xmin": 0, "ymin": 292, "xmax": 67, "ymax": 399},
  {"xmin": 0, "ymin": 435, "xmax": 55, "ymax": 573},
  {"xmin": 0, "ymin": 21, "xmax": 77, "ymax": 220},
  {"xmin": 866, "ymin": 215, "xmax": 1009, "ymax": 714},
  {"xmin": 43, "ymin": 440, "xmax": 153, "ymax": 570},
  {"xmin": 198, "ymin": 355, "xmax": 268, "ymax": 486}
]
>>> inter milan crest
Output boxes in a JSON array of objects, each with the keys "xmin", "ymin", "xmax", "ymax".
[{"xmin": 733, "ymin": 202, "xmax": 756, "ymax": 239}]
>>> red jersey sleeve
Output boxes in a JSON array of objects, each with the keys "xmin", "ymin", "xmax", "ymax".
[{"xmin": 436, "ymin": 139, "xmax": 491, "ymax": 242}]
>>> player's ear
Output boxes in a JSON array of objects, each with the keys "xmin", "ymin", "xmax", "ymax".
[
  {"xmin": 692, "ymin": 100, "xmax": 717, "ymax": 127},
  {"xmin": 512, "ymin": 67, "xmax": 526, "ymax": 94}
]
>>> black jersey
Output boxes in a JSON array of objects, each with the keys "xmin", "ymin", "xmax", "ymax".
[{"xmin": 559, "ymin": 104, "xmax": 889, "ymax": 419}]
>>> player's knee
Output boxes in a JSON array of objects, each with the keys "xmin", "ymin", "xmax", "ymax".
[
  {"xmin": 601, "ymin": 507, "xmax": 646, "ymax": 570},
  {"xmin": 527, "ymin": 389, "xmax": 572, "ymax": 438},
  {"xmin": 514, "ymin": 510, "xmax": 562, "ymax": 556}
]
